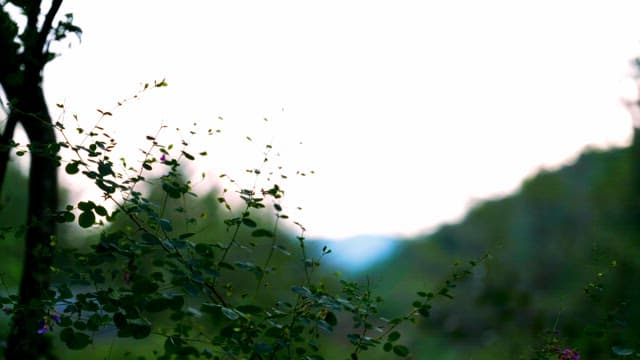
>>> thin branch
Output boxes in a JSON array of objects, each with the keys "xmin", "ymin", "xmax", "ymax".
[{"xmin": 38, "ymin": 0, "xmax": 63, "ymax": 51}]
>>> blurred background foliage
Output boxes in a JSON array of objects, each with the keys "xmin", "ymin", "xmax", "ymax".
[
  {"xmin": 0, "ymin": 162, "xmax": 29, "ymax": 287},
  {"xmin": 1, "ymin": 130, "xmax": 640, "ymax": 359},
  {"xmin": 366, "ymin": 132, "xmax": 640, "ymax": 358}
]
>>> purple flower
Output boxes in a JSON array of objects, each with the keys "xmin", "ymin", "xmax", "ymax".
[
  {"xmin": 2, "ymin": 306, "xmax": 11, "ymax": 314},
  {"xmin": 559, "ymin": 348, "xmax": 580, "ymax": 360},
  {"xmin": 37, "ymin": 321, "xmax": 49, "ymax": 335},
  {"xmin": 160, "ymin": 154, "xmax": 167, "ymax": 162}
]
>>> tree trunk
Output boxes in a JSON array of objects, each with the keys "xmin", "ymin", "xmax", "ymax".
[
  {"xmin": 0, "ymin": 2, "xmax": 68, "ymax": 358},
  {"xmin": 4, "ymin": 85, "xmax": 58, "ymax": 359}
]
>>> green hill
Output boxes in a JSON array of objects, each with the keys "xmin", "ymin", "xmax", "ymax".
[{"xmin": 367, "ymin": 132, "xmax": 640, "ymax": 358}]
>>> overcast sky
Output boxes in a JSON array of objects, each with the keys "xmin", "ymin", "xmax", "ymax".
[{"xmin": 35, "ymin": 1, "xmax": 640, "ymax": 239}]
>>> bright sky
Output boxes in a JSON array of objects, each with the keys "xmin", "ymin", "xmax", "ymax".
[{"xmin": 37, "ymin": 1, "xmax": 640, "ymax": 239}]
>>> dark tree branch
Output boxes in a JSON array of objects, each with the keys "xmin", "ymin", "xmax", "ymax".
[
  {"xmin": 23, "ymin": 1, "xmax": 42, "ymax": 58},
  {"xmin": 0, "ymin": 6, "xmax": 20, "ymax": 196},
  {"xmin": 25, "ymin": 1, "xmax": 41, "ymax": 31},
  {"xmin": 38, "ymin": 0, "xmax": 63, "ymax": 51},
  {"xmin": 0, "ymin": 6, "xmax": 20, "ymax": 84},
  {"xmin": 0, "ymin": 111, "xmax": 18, "ymax": 193}
]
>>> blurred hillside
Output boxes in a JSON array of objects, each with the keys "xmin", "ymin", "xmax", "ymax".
[{"xmin": 363, "ymin": 132, "xmax": 640, "ymax": 358}]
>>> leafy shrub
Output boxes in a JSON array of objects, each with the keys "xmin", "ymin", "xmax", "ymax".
[{"xmin": 0, "ymin": 82, "xmax": 482, "ymax": 359}]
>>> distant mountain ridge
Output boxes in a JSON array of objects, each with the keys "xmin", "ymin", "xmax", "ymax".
[{"xmin": 310, "ymin": 235, "xmax": 399, "ymax": 273}]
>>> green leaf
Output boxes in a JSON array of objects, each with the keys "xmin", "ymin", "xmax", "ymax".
[
  {"xmin": 60, "ymin": 327, "xmax": 74, "ymax": 342},
  {"xmin": 96, "ymin": 179, "xmax": 116, "ymax": 194},
  {"xmin": 84, "ymin": 171, "xmax": 98, "ymax": 179},
  {"xmin": 146, "ymin": 298, "xmax": 169, "ymax": 312},
  {"xmin": 254, "ymin": 343, "xmax": 273, "ymax": 354},
  {"xmin": 168, "ymin": 295, "xmax": 184, "ymax": 310},
  {"xmin": 132, "ymin": 279, "xmax": 159, "ymax": 295},
  {"xmin": 78, "ymin": 211, "xmax": 95, "ymax": 228},
  {"xmin": 65, "ymin": 161, "xmax": 80, "ymax": 175},
  {"xmin": 98, "ymin": 161, "xmax": 114, "ymax": 176},
  {"xmin": 159, "ymin": 218, "xmax": 173, "ymax": 232},
  {"xmin": 612, "ymin": 346, "xmax": 635, "ymax": 356},
  {"xmin": 195, "ymin": 243, "xmax": 214, "ymax": 257},
  {"xmin": 162, "ymin": 182, "xmax": 182, "ymax": 199},
  {"xmin": 265, "ymin": 326, "xmax": 283, "ymax": 338},
  {"xmin": 251, "ymin": 229, "xmax": 273, "ymax": 238},
  {"xmin": 388, "ymin": 331, "xmax": 401, "ymax": 342},
  {"xmin": 218, "ymin": 262, "xmax": 235, "ymax": 270},
  {"xmin": 236, "ymin": 304, "xmax": 262, "ymax": 314},
  {"xmin": 60, "ymin": 328, "xmax": 92, "ymax": 350},
  {"xmin": 235, "ymin": 261, "xmax": 256, "ymax": 271},
  {"xmin": 418, "ymin": 304, "xmax": 431, "ymax": 317},
  {"xmin": 113, "ymin": 312, "xmax": 127, "ymax": 329},
  {"xmin": 183, "ymin": 282, "xmax": 200, "ymax": 296},
  {"xmin": 291, "ymin": 286, "xmax": 313, "ymax": 298},
  {"xmin": 273, "ymin": 244, "xmax": 290, "ymax": 256},
  {"xmin": 94, "ymin": 206, "xmax": 108, "ymax": 216},
  {"xmin": 63, "ymin": 211, "xmax": 75, "ymax": 223},
  {"xmin": 221, "ymin": 307, "xmax": 239, "ymax": 320},
  {"xmin": 130, "ymin": 320, "xmax": 152, "ymax": 339},
  {"xmin": 141, "ymin": 232, "xmax": 161, "ymax": 245},
  {"xmin": 325, "ymin": 311, "xmax": 338, "ymax": 326},
  {"xmin": 182, "ymin": 151, "xmax": 195, "ymax": 160},
  {"xmin": 86, "ymin": 314, "xmax": 102, "ymax": 332},
  {"xmin": 57, "ymin": 284, "xmax": 73, "ymax": 299},
  {"xmin": 163, "ymin": 335, "xmax": 197, "ymax": 356},
  {"xmin": 242, "ymin": 217, "xmax": 257, "ymax": 228},
  {"xmin": 77, "ymin": 201, "xmax": 95, "ymax": 211},
  {"xmin": 393, "ymin": 344, "xmax": 409, "ymax": 357},
  {"xmin": 73, "ymin": 320, "xmax": 87, "ymax": 331}
]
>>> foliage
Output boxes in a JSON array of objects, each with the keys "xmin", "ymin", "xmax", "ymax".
[
  {"xmin": 2, "ymin": 80, "xmax": 638, "ymax": 359},
  {"xmin": 0, "ymin": 82, "xmax": 483, "ymax": 359},
  {"xmin": 1, "ymin": 2, "xmax": 637, "ymax": 358}
]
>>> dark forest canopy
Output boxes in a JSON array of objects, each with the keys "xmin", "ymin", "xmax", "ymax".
[{"xmin": 367, "ymin": 140, "xmax": 640, "ymax": 358}]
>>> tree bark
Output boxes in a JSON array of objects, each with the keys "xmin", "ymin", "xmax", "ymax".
[
  {"xmin": 0, "ymin": 3, "xmax": 62, "ymax": 358},
  {"xmin": 3, "ymin": 85, "xmax": 59, "ymax": 360}
]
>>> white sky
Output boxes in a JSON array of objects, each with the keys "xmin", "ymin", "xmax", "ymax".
[{"xmin": 37, "ymin": 1, "xmax": 640, "ymax": 239}]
